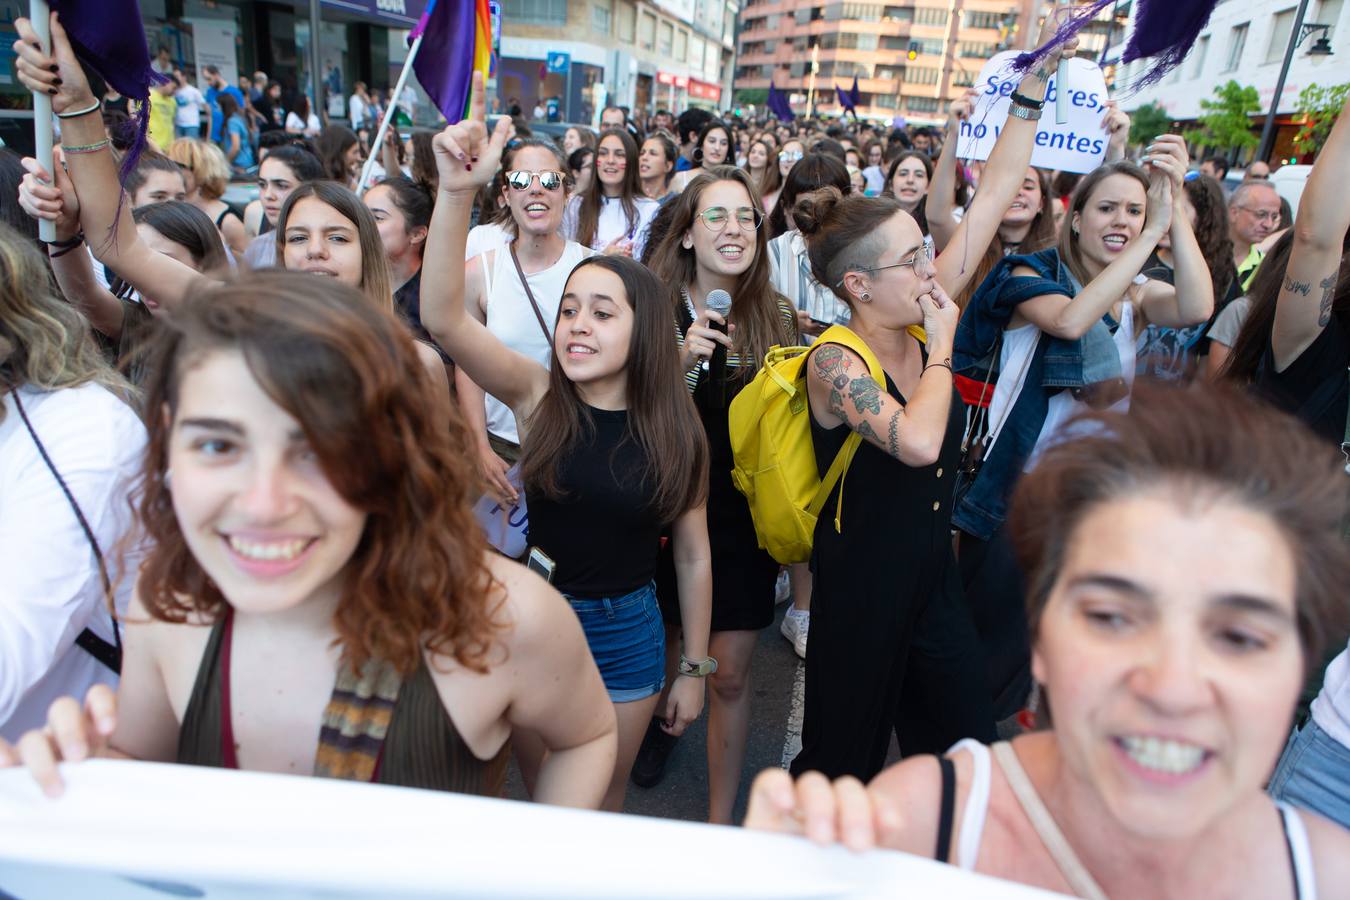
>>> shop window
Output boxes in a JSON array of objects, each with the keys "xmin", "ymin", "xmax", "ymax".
[
  {"xmin": 502, "ymin": 0, "xmax": 568, "ymax": 26},
  {"xmin": 592, "ymin": 0, "xmax": 611, "ymax": 34}
]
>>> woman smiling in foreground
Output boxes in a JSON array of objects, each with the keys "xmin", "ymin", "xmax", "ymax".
[{"xmin": 746, "ymin": 384, "xmax": 1350, "ymax": 898}]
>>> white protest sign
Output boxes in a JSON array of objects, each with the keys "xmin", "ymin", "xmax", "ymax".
[
  {"xmin": 956, "ymin": 52, "xmax": 1109, "ymax": 175},
  {"xmin": 0, "ymin": 760, "xmax": 1065, "ymax": 899}
]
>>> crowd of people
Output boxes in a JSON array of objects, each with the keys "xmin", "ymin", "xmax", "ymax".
[{"xmin": 3, "ymin": 11, "xmax": 1350, "ymax": 897}]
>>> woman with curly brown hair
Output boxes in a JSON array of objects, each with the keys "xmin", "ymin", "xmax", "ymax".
[{"xmin": 1, "ymin": 269, "xmax": 617, "ymax": 805}]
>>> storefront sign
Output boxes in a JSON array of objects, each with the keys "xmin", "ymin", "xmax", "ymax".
[
  {"xmin": 547, "ymin": 51, "xmax": 571, "ymax": 73},
  {"xmin": 688, "ymin": 78, "xmax": 721, "ymax": 101},
  {"xmin": 322, "ymin": 0, "xmax": 427, "ymax": 27},
  {"xmin": 957, "ymin": 52, "xmax": 1110, "ymax": 175}
]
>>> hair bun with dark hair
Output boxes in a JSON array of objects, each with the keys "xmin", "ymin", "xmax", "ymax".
[{"xmin": 792, "ymin": 186, "xmax": 843, "ymax": 237}]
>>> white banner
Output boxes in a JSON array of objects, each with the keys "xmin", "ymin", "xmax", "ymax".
[
  {"xmin": 0, "ymin": 760, "xmax": 1065, "ymax": 898},
  {"xmin": 184, "ymin": 18, "xmax": 238, "ymax": 87},
  {"xmin": 956, "ymin": 52, "xmax": 1110, "ymax": 175}
]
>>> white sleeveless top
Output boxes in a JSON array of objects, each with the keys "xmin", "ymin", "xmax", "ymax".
[
  {"xmin": 945, "ymin": 739, "xmax": 1318, "ymax": 899},
  {"xmin": 478, "ymin": 240, "xmax": 593, "ymax": 445}
]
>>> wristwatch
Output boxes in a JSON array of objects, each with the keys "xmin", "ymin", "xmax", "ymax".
[
  {"xmin": 678, "ymin": 654, "xmax": 719, "ymax": 677},
  {"xmin": 1007, "ymin": 102, "xmax": 1041, "ymax": 121}
]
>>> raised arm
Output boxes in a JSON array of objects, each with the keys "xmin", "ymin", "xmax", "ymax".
[
  {"xmin": 927, "ymin": 89, "xmax": 978, "ymax": 253},
  {"xmin": 1271, "ymin": 88, "xmax": 1350, "ymax": 371},
  {"xmin": 1016, "ymin": 162, "xmax": 1173, "ymax": 340},
  {"xmin": 14, "ymin": 14, "xmax": 206, "ymax": 311},
  {"xmin": 934, "ymin": 18, "xmax": 1077, "ymax": 299},
  {"xmin": 420, "ymin": 74, "xmax": 548, "ymax": 415},
  {"xmin": 805, "ymin": 286, "xmax": 959, "ymax": 467},
  {"xmin": 1138, "ymin": 136, "xmax": 1213, "ymax": 328},
  {"xmin": 17, "ymin": 157, "xmax": 127, "ymax": 338}
]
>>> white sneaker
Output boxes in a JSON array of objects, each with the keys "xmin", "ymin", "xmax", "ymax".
[
  {"xmin": 774, "ymin": 568, "xmax": 791, "ymax": 605},
  {"xmin": 780, "ymin": 609, "xmax": 809, "ymax": 659}
]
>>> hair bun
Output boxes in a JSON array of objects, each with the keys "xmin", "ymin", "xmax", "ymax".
[{"xmin": 792, "ymin": 186, "xmax": 843, "ymax": 236}]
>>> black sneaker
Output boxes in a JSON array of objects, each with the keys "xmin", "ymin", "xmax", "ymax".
[{"xmin": 630, "ymin": 717, "xmax": 679, "ymax": 788}]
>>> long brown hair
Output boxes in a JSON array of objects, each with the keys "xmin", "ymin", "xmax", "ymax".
[
  {"xmin": 276, "ymin": 181, "xmax": 392, "ymax": 310},
  {"xmin": 745, "ymin": 138, "xmax": 782, "ymax": 200},
  {"xmin": 1011, "ymin": 381, "xmax": 1350, "ymax": 676},
  {"xmin": 519, "ymin": 256, "xmax": 708, "ymax": 522},
  {"xmin": 133, "ymin": 270, "xmax": 502, "ymax": 674},
  {"xmin": 575, "ymin": 129, "xmax": 642, "ymax": 250},
  {"xmin": 1183, "ymin": 173, "xmax": 1235, "ymax": 302},
  {"xmin": 646, "ymin": 166, "xmax": 793, "ymax": 367},
  {"xmin": 953, "ymin": 168, "xmax": 1059, "ymax": 312},
  {"xmin": 1058, "ymin": 161, "xmax": 1151, "ymax": 289}
]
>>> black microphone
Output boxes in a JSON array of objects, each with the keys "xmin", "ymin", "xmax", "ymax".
[{"xmin": 705, "ymin": 289, "xmax": 733, "ymax": 409}]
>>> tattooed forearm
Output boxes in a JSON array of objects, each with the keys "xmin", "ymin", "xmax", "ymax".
[
  {"xmin": 848, "ymin": 377, "xmax": 883, "ymax": 415},
  {"xmin": 1319, "ymin": 272, "xmax": 1336, "ymax": 327},
  {"xmin": 886, "ymin": 410, "xmax": 902, "ymax": 458},
  {"xmin": 1284, "ymin": 276, "xmax": 1312, "ymax": 297},
  {"xmin": 856, "ymin": 420, "xmax": 878, "ymax": 441}
]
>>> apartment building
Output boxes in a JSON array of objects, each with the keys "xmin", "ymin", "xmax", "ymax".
[
  {"xmin": 734, "ymin": 0, "xmax": 1046, "ymax": 124},
  {"xmin": 497, "ymin": 0, "xmax": 740, "ymax": 122},
  {"xmin": 1117, "ymin": 0, "xmax": 1347, "ymax": 164}
]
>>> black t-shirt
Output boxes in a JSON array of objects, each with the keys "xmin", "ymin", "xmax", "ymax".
[
  {"xmin": 526, "ymin": 406, "xmax": 664, "ymax": 598},
  {"xmin": 392, "ymin": 268, "xmax": 451, "ymax": 365},
  {"xmin": 1257, "ymin": 316, "xmax": 1350, "ymax": 445}
]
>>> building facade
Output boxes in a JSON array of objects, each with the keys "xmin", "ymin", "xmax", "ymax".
[
  {"xmin": 1116, "ymin": 0, "xmax": 1347, "ymax": 164},
  {"xmin": 497, "ymin": 0, "xmax": 740, "ymax": 124}
]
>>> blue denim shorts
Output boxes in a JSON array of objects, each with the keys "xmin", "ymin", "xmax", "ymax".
[{"xmin": 565, "ymin": 582, "xmax": 666, "ymax": 703}]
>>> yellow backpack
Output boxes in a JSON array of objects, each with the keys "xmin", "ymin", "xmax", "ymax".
[{"xmin": 729, "ymin": 324, "xmax": 915, "ymax": 565}]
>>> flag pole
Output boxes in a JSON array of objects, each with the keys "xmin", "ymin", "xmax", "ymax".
[
  {"xmin": 1055, "ymin": 0, "xmax": 1070, "ymax": 125},
  {"xmin": 357, "ymin": 32, "xmax": 424, "ymax": 197},
  {"xmin": 30, "ymin": 0, "xmax": 55, "ymax": 242}
]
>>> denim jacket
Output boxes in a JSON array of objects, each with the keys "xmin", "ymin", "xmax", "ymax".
[{"xmin": 951, "ymin": 248, "xmax": 1124, "ymax": 540}]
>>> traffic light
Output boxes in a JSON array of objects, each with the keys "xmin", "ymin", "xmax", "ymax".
[{"xmin": 906, "ymin": 41, "xmax": 920, "ymax": 61}]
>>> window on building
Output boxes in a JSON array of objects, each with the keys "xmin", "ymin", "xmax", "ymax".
[
  {"xmin": 882, "ymin": 5, "xmax": 912, "ymax": 21},
  {"xmin": 906, "ymin": 66, "xmax": 940, "ymax": 84},
  {"xmin": 1265, "ymin": 8, "xmax": 1296, "ymax": 63},
  {"xmin": 954, "ymin": 69, "xmax": 976, "ymax": 86},
  {"xmin": 790, "ymin": 60, "xmax": 805, "ymax": 77},
  {"xmin": 764, "ymin": 14, "xmax": 779, "ymax": 29},
  {"xmin": 880, "ymin": 34, "xmax": 908, "ymax": 50},
  {"xmin": 676, "ymin": 28, "xmax": 688, "ymax": 60},
  {"xmin": 914, "ymin": 6, "xmax": 949, "ymax": 26},
  {"xmin": 919, "ymin": 37, "xmax": 944, "ymax": 54},
  {"xmin": 592, "ymin": 0, "xmax": 611, "ymax": 34},
  {"xmin": 875, "ymin": 93, "xmax": 899, "ymax": 108},
  {"xmin": 617, "ymin": 0, "xmax": 636, "ymax": 40},
  {"xmin": 1223, "ymin": 22, "xmax": 1248, "ymax": 71},
  {"xmin": 501, "ymin": 0, "xmax": 567, "ymax": 26},
  {"xmin": 659, "ymin": 20, "xmax": 674, "ymax": 55},
  {"xmin": 795, "ymin": 7, "xmax": 811, "ymax": 23},
  {"xmin": 959, "ymin": 41, "xmax": 996, "ymax": 58},
  {"xmin": 639, "ymin": 11, "xmax": 656, "ymax": 48},
  {"xmin": 906, "ymin": 95, "xmax": 940, "ymax": 113},
  {"xmin": 856, "ymin": 33, "xmax": 879, "ymax": 51},
  {"xmin": 1316, "ymin": 0, "xmax": 1343, "ymax": 42},
  {"xmin": 1190, "ymin": 34, "xmax": 1209, "ymax": 77},
  {"xmin": 963, "ymin": 10, "xmax": 1003, "ymax": 29},
  {"xmin": 875, "ymin": 64, "xmax": 902, "ymax": 80}
]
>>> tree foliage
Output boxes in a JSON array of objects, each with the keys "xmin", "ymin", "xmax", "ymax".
[
  {"xmin": 1128, "ymin": 102, "xmax": 1173, "ymax": 148},
  {"xmin": 735, "ymin": 88, "xmax": 769, "ymax": 107},
  {"xmin": 1183, "ymin": 80, "xmax": 1260, "ymax": 154},
  {"xmin": 1294, "ymin": 82, "xmax": 1350, "ymax": 155}
]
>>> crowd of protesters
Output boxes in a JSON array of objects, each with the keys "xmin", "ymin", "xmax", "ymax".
[{"xmin": 3, "ymin": 10, "xmax": 1350, "ymax": 897}]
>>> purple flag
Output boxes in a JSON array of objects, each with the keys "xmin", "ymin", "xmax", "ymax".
[
  {"xmin": 835, "ymin": 83, "xmax": 853, "ymax": 111},
  {"xmin": 409, "ymin": 0, "xmax": 479, "ymax": 123},
  {"xmin": 768, "ymin": 82, "xmax": 795, "ymax": 122},
  {"xmin": 51, "ymin": 0, "xmax": 167, "ymax": 180},
  {"xmin": 849, "ymin": 75, "xmax": 861, "ymax": 109}
]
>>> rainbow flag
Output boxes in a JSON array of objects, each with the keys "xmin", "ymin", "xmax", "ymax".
[{"xmin": 409, "ymin": 0, "xmax": 493, "ymax": 124}]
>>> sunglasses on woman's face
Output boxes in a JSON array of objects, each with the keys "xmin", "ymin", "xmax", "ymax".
[{"xmin": 506, "ymin": 170, "xmax": 565, "ymax": 191}]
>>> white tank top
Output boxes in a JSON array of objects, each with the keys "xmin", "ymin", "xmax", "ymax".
[{"xmin": 479, "ymin": 240, "xmax": 592, "ymax": 444}]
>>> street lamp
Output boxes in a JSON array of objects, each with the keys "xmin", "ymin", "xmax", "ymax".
[{"xmin": 1256, "ymin": 0, "xmax": 1334, "ymax": 163}]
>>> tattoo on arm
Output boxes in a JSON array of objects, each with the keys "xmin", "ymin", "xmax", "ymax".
[
  {"xmin": 1284, "ymin": 276, "xmax": 1312, "ymax": 297},
  {"xmin": 856, "ymin": 420, "xmax": 878, "ymax": 441},
  {"xmin": 848, "ymin": 377, "xmax": 883, "ymax": 416},
  {"xmin": 1319, "ymin": 272, "xmax": 1336, "ymax": 328},
  {"xmin": 886, "ymin": 410, "xmax": 902, "ymax": 458}
]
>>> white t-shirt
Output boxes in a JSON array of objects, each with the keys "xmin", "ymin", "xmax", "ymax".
[
  {"xmin": 561, "ymin": 194, "xmax": 660, "ymax": 259},
  {"xmin": 0, "ymin": 384, "xmax": 146, "ymax": 741},
  {"xmin": 349, "ymin": 94, "xmax": 368, "ymax": 130},
  {"xmin": 1312, "ymin": 645, "xmax": 1350, "ymax": 748},
  {"xmin": 285, "ymin": 111, "xmax": 321, "ymax": 135},
  {"xmin": 173, "ymin": 84, "xmax": 206, "ymax": 127}
]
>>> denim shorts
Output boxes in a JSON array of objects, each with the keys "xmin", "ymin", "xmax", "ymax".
[{"xmin": 565, "ymin": 582, "xmax": 666, "ymax": 703}]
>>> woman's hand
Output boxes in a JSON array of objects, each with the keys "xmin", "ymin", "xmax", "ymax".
[
  {"xmin": 1100, "ymin": 100, "xmax": 1130, "ymax": 161},
  {"xmin": 917, "ymin": 281, "xmax": 958, "ymax": 355},
  {"xmin": 476, "ymin": 439, "xmax": 519, "ymax": 506},
  {"xmin": 602, "ymin": 236, "xmax": 634, "ymax": 257},
  {"xmin": 0, "ymin": 685, "xmax": 118, "ymax": 798},
  {"xmin": 743, "ymin": 768, "xmax": 902, "ymax": 852},
  {"xmin": 796, "ymin": 310, "xmax": 826, "ymax": 337},
  {"xmin": 18, "ymin": 155, "xmax": 80, "ymax": 240},
  {"xmin": 681, "ymin": 309, "xmax": 734, "ymax": 369},
  {"xmin": 946, "ymin": 88, "xmax": 980, "ymax": 132},
  {"xmin": 1143, "ymin": 133, "xmax": 1189, "ymax": 196},
  {"xmin": 12, "ymin": 14, "xmax": 97, "ymax": 116},
  {"xmin": 432, "ymin": 72, "xmax": 512, "ymax": 196},
  {"xmin": 660, "ymin": 675, "xmax": 705, "ymax": 737},
  {"xmin": 1143, "ymin": 164, "xmax": 1175, "ymax": 239}
]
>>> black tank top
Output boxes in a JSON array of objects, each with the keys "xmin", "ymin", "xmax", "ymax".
[{"xmin": 526, "ymin": 406, "xmax": 662, "ymax": 597}]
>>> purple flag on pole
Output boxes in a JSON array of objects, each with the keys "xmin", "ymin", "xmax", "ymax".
[
  {"xmin": 409, "ymin": 0, "xmax": 476, "ymax": 123},
  {"xmin": 835, "ymin": 83, "xmax": 853, "ymax": 112},
  {"xmin": 849, "ymin": 75, "xmax": 861, "ymax": 109},
  {"xmin": 51, "ymin": 0, "xmax": 167, "ymax": 180},
  {"xmin": 768, "ymin": 82, "xmax": 795, "ymax": 122}
]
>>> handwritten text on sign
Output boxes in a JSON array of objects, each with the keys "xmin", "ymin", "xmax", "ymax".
[{"xmin": 957, "ymin": 53, "xmax": 1110, "ymax": 175}]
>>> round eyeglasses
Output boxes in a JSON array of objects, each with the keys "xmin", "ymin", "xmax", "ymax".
[
  {"xmin": 837, "ymin": 244, "xmax": 933, "ymax": 287},
  {"xmin": 696, "ymin": 206, "xmax": 764, "ymax": 232}
]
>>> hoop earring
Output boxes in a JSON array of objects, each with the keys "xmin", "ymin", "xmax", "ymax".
[{"xmin": 860, "ymin": 292, "xmax": 871, "ymax": 303}]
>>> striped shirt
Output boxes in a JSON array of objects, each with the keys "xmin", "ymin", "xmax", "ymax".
[
  {"xmin": 767, "ymin": 231, "xmax": 852, "ymax": 329},
  {"xmin": 677, "ymin": 288, "xmax": 799, "ymax": 393}
]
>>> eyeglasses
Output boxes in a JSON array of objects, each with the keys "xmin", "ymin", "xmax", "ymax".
[
  {"xmin": 1246, "ymin": 173, "xmax": 1270, "ymax": 180},
  {"xmin": 696, "ymin": 206, "xmax": 764, "ymax": 232},
  {"xmin": 506, "ymin": 170, "xmax": 565, "ymax": 191},
  {"xmin": 839, "ymin": 245, "xmax": 932, "ymax": 287},
  {"xmin": 780, "ymin": 150, "xmax": 804, "ymax": 163},
  {"xmin": 1235, "ymin": 206, "xmax": 1280, "ymax": 224}
]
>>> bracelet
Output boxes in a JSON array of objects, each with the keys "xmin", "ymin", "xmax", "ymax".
[
  {"xmin": 678, "ymin": 654, "xmax": 719, "ymax": 678},
  {"xmin": 1007, "ymin": 102, "xmax": 1041, "ymax": 122},
  {"xmin": 1009, "ymin": 90, "xmax": 1046, "ymax": 111},
  {"xmin": 48, "ymin": 237, "xmax": 85, "ymax": 259},
  {"xmin": 924, "ymin": 360, "xmax": 953, "ymax": 375},
  {"xmin": 55, "ymin": 98, "xmax": 102, "ymax": 119},
  {"xmin": 62, "ymin": 138, "xmax": 111, "ymax": 155},
  {"xmin": 45, "ymin": 231, "xmax": 84, "ymax": 249}
]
